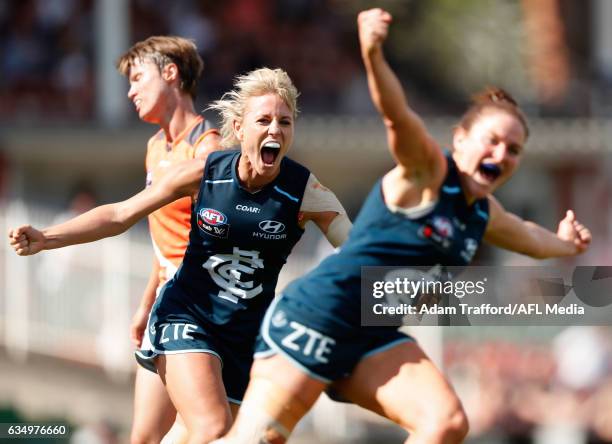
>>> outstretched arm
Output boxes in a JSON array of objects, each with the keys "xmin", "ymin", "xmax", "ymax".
[
  {"xmin": 358, "ymin": 8, "xmax": 444, "ymax": 178},
  {"xmin": 484, "ymin": 196, "xmax": 591, "ymax": 259},
  {"xmin": 8, "ymin": 158, "xmax": 205, "ymax": 256}
]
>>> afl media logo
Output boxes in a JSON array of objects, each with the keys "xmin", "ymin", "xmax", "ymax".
[
  {"xmin": 253, "ymin": 220, "xmax": 287, "ymax": 240},
  {"xmin": 198, "ymin": 208, "xmax": 230, "ymax": 238}
]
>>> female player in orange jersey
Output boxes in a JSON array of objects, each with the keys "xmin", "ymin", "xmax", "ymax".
[{"xmin": 117, "ymin": 36, "xmax": 221, "ymax": 444}]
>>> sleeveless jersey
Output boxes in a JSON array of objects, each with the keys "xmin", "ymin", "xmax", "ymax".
[
  {"xmin": 282, "ymin": 152, "xmax": 490, "ymax": 325},
  {"xmin": 145, "ymin": 115, "xmax": 217, "ymax": 284},
  {"xmin": 168, "ymin": 150, "xmax": 311, "ymax": 340}
]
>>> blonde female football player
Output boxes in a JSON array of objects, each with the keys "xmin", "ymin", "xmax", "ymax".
[{"xmin": 9, "ymin": 67, "xmax": 351, "ymax": 444}]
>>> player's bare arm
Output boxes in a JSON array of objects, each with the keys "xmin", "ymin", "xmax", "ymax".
[
  {"xmin": 8, "ymin": 157, "xmax": 206, "ymax": 256},
  {"xmin": 131, "ymin": 257, "xmax": 161, "ymax": 347},
  {"xmin": 358, "ymin": 8, "xmax": 445, "ymax": 187},
  {"xmin": 484, "ymin": 195, "xmax": 591, "ymax": 258}
]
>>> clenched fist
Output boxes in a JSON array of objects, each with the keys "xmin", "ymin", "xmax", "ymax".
[
  {"xmin": 358, "ymin": 8, "xmax": 393, "ymax": 55},
  {"xmin": 8, "ymin": 225, "xmax": 46, "ymax": 256}
]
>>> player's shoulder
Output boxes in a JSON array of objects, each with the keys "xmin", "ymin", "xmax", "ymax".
[{"xmin": 147, "ymin": 129, "xmax": 166, "ymax": 150}]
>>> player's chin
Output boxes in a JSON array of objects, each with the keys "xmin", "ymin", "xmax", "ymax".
[
  {"xmin": 139, "ymin": 108, "xmax": 155, "ymax": 123},
  {"xmin": 477, "ymin": 174, "xmax": 508, "ymax": 197},
  {"xmin": 466, "ymin": 181, "xmax": 490, "ymax": 201},
  {"xmin": 258, "ymin": 161, "xmax": 280, "ymax": 176}
]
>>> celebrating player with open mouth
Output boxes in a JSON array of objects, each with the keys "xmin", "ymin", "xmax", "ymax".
[
  {"xmin": 212, "ymin": 8, "xmax": 591, "ymax": 444},
  {"xmin": 9, "ymin": 67, "xmax": 351, "ymax": 444}
]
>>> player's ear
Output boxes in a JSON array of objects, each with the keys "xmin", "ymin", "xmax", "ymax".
[
  {"xmin": 233, "ymin": 119, "xmax": 244, "ymax": 141},
  {"xmin": 453, "ymin": 126, "xmax": 468, "ymax": 151},
  {"xmin": 162, "ymin": 63, "xmax": 179, "ymax": 82}
]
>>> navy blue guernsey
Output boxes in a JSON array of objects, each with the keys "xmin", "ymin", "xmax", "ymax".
[
  {"xmin": 281, "ymin": 152, "xmax": 489, "ymax": 325},
  {"xmin": 167, "ymin": 150, "xmax": 310, "ymax": 339}
]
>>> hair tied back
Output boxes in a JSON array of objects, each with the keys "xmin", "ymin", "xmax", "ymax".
[{"xmin": 478, "ymin": 87, "xmax": 518, "ymax": 107}]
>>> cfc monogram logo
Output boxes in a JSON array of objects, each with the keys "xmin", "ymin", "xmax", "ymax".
[{"xmin": 203, "ymin": 247, "xmax": 264, "ymax": 303}]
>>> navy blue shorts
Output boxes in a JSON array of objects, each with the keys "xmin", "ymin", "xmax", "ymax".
[
  {"xmin": 254, "ymin": 294, "xmax": 414, "ymax": 384},
  {"xmin": 135, "ymin": 282, "xmax": 254, "ymax": 404}
]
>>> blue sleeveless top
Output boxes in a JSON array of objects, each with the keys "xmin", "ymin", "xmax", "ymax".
[
  {"xmin": 281, "ymin": 153, "xmax": 490, "ymax": 323},
  {"xmin": 170, "ymin": 150, "xmax": 311, "ymax": 336}
]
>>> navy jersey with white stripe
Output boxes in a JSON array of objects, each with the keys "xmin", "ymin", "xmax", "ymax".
[
  {"xmin": 282, "ymin": 152, "xmax": 489, "ymax": 325},
  {"xmin": 160, "ymin": 150, "xmax": 310, "ymax": 339}
]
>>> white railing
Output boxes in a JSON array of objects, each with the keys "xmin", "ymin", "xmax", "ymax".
[
  {"xmin": 0, "ymin": 200, "xmax": 336, "ymax": 377},
  {"xmin": 1, "ymin": 201, "xmax": 151, "ymax": 377}
]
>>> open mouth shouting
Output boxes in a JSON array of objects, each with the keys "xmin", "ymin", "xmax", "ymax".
[
  {"xmin": 477, "ymin": 162, "xmax": 502, "ymax": 184},
  {"xmin": 261, "ymin": 141, "xmax": 281, "ymax": 166}
]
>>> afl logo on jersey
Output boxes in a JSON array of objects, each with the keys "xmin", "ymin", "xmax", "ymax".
[
  {"xmin": 419, "ymin": 216, "xmax": 453, "ymax": 249},
  {"xmin": 198, "ymin": 208, "xmax": 230, "ymax": 238},
  {"xmin": 201, "ymin": 208, "xmax": 227, "ymax": 225},
  {"xmin": 432, "ymin": 216, "xmax": 454, "ymax": 238}
]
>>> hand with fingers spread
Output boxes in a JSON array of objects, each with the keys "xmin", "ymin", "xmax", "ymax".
[
  {"xmin": 358, "ymin": 8, "xmax": 393, "ymax": 56},
  {"xmin": 557, "ymin": 210, "xmax": 592, "ymax": 254},
  {"xmin": 8, "ymin": 225, "xmax": 46, "ymax": 256}
]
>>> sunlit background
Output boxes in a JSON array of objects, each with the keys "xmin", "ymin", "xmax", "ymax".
[{"xmin": 1, "ymin": 0, "xmax": 611, "ymax": 443}]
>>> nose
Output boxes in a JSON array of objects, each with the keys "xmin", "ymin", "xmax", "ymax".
[
  {"xmin": 127, "ymin": 84, "xmax": 136, "ymax": 100},
  {"xmin": 493, "ymin": 142, "xmax": 509, "ymax": 162},
  {"xmin": 268, "ymin": 119, "xmax": 281, "ymax": 135}
]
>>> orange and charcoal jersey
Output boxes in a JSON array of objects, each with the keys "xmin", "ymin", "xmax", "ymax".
[{"xmin": 145, "ymin": 115, "xmax": 218, "ymax": 287}]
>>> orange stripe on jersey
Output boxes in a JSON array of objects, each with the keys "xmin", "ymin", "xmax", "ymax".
[
  {"xmin": 193, "ymin": 128, "xmax": 220, "ymax": 149},
  {"xmin": 145, "ymin": 115, "xmax": 213, "ymax": 285}
]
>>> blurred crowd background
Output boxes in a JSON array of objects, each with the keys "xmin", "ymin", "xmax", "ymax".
[
  {"xmin": 2, "ymin": 0, "xmax": 611, "ymax": 122},
  {"xmin": 1, "ymin": 0, "xmax": 612, "ymax": 443}
]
